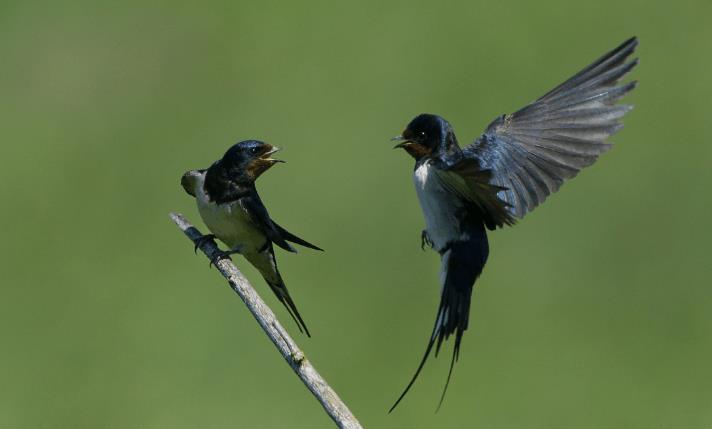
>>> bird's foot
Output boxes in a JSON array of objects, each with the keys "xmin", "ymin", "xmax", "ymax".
[
  {"xmin": 208, "ymin": 246, "xmax": 243, "ymax": 268},
  {"xmin": 209, "ymin": 250, "xmax": 232, "ymax": 268},
  {"xmin": 421, "ymin": 230, "xmax": 433, "ymax": 250},
  {"xmin": 194, "ymin": 234, "xmax": 217, "ymax": 253}
]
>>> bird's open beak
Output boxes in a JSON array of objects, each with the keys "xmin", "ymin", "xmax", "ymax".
[
  {"xmin": 391, "ymin": 135, "xmax": 410, "ymax": 149},
  {"xmin": 261, "ymin": 146, "xmax": 285, "ymax": 163}
]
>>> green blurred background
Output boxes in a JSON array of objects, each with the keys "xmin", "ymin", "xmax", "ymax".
[{"xmin": 2, "ymin": 0, "xmax": 711, "ymax": 427}]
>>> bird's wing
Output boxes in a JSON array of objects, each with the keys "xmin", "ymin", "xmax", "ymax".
[
  {"xmin": 180, "ymin": 169, "xmax": 206, "ymax": 197},
  {"xmin": 271, "ymin": 221, "xmax": 324, "ymax": 251},
  {"xmin": 464, "ymin": 37, "xmax": 638, "ymax": 220},
  {"xmin": 239, "ymin": 194, "xmax": 297, "ymax": 253},
  {"xmin": 431, "ymin": 158, "xmax": 516, "ymax": 230}
]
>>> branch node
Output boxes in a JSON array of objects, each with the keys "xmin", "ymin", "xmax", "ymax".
[{"xmin": 292, "ymin": 350, "xmax": 306, "ymax": 364}]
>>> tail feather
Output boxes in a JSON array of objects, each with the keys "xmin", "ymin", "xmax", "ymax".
[
  {"xmin": 255, "ymin": 243, "xmax": 312, "ymax": 337},
  {"xmin": 267, "ymin": 278, "xmax": 311, "ymax": 338},
  {"xmin": 436, "ymin": 331, "xmax": 462, "ymax": 412},
  {"xmin": 388, "ymin": 284, "xmax": 471, "ymax": 413},
  {"xmin": 390, "ymin": 235, "xmax": 488, "ymax": 412},
  {"xmin": 388, "ymin": 309, "xmax": 440, "ymax": 413}
]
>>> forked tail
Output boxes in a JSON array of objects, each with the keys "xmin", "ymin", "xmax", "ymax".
[
  {"xmin": 266, "ymin": 275, "xmax": 311, "ymax": 338},
  {"xmin": 390, "ymin": 234, "xmax": 488, "ymax": 412}
]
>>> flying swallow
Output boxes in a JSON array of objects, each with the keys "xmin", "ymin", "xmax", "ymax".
[
  {"xmin": 181, "ymin": 140, "xmax": 322, "ymax": 336},
  {"xmin": 390, "ymin": 37, "xmax": 638, "ymax": 410}
]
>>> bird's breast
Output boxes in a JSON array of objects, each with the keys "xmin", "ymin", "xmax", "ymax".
[
  {"xmin": 194, "ymin": 179, "xmax": 266, "ymax": 252},
  {"xmin": 413, "ymin": 161, "xmax": 464, "ymax": 252}
]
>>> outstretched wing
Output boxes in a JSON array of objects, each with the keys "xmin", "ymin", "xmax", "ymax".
[{"xmin": 464, "ymin": 37, "xmax": 638, "ymax": 220}]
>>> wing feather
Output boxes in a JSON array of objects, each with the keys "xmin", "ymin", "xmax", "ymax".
[
  {"xmin": 240, "ymin": 195, "xmax": 297, "ymax": 253},
  {"xmin": 272, "ymin": 221, "xmax": 323, "ymax": 251},
  {"xmin": 465, "ymin": 37, "xmax": 638, "ymax": 220}
]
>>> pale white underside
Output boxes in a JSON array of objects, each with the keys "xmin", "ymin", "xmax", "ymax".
[
  {"xmin": 188, "ymin": 171, "xmax": 279, "ymax": 283},
  {"xmin": 414, "ymin": 161, "xmax": 468, "ymax": 333},
  {"xmin": 413, "ymin": 160, "xmax": 464, "ymax": 253}
]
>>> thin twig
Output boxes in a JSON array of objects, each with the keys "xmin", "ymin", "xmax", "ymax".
[{"xmin": 169, "ymin": 212, "xmax": 363, "ymax": 429}]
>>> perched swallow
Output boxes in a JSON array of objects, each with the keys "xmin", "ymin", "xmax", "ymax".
[
  {"xmin": 181, "ymin": 140, "xmax": 322, "ymax": 336},
  {"xmin": 390, "ymin": 37, "xmax": 638, "ymax": 410}
]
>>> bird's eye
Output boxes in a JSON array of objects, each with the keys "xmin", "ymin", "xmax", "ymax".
[
  {"xmin": 250, "ymin": 147, "xmax": 260, "ymax": 155},
  {"xmin": 420, "ymin": 131, "xmax": 426, "ymax": 136}
]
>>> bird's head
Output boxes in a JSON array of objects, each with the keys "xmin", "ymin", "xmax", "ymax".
[
  {"xmin": 221, "ymin": 140, "xmax": 285, "ymax": 182},
  {"xmin": 392, "ymin": 114, "xmax": 459, "ymax": 160}
]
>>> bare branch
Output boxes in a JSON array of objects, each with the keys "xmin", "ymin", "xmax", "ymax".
[{"xmin": 169, "ymin": 212, "xmax": 363, "ymax": 429}]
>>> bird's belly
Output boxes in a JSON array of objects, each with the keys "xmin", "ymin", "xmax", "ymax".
[
  {"xmin": 244, "ymin": 250, "xmax": 280, "ymax": 284},
  {"xmin": 414, "ymin": 163, "xmax": 463, "ymax": 252},
  {"xmin": 197, "ymin": 198, "xmax": 266, "ymax": 252}
]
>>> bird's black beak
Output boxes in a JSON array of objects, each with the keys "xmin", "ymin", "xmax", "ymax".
[{"xmin": 391, "ymin": 135, "xmax": 409, "ymax": 149}]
